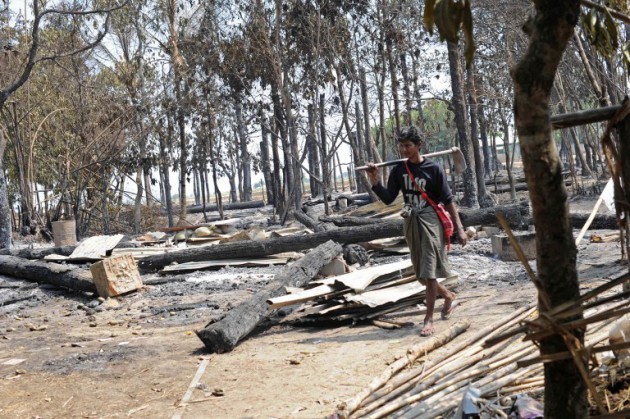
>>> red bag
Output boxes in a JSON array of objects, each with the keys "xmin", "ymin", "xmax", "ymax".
[{"xmin": 405, "ymin": 162, "xmax": 454, "ymax": 250}]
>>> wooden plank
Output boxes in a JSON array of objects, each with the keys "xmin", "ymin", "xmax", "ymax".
[
  {"xmin": 66, "ymin": 234, "xmax": 125, "ymax": 261},
  {"xmin": 267, "ymin": 284, "xmax": 338, "ymax": 309},
  {"xmin": 343, "ymin": 281, "xmax": 425, "ymax": 307},
  {"xmin": 161, "ymin": 257, "xmax": 289, "ymax": 273},
  {"xmin": 310, "ymin": 260, "xmax": 413, "ymax": 291}
]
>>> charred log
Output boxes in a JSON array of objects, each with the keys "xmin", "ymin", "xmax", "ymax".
[
  {"xmin": 196, "ymin": 240, "xmax": 342, "ymax": 353},
  {"xmin": 137, "ymin": 221, "xmax": 403, "ymax": 272},
  {"xmin": 0, "ymin": 255, "xmax": 96, "ymax": 293}
]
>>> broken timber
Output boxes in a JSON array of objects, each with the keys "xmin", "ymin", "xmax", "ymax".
[
  {"xmin": 570, "ymin": 212, "xmax": 618, "ymax": 230},
  {"xmin": 137, "ymin": 221, "xmax": 403, "ymax": 272},
  {"xmin": 0, "ymin": 245, "xmax": 76, "ymax": 259},
  {"xmin": 0, "ymin": 255, "xmax": 97, "ymax": 293},
  {"xmin": 164, "ymin": 199, "xmax": 266, "ymax": 215},
  {"xmin": 321, "ymin": 202, "xmax": 530, "ymax": 230},
  {"xmin": 195, "ymin": 240, "xmax": 342, "ymax": 353},
  {"xmin": 293, "ymin": 209, "xmax": 338, "ymax": 232}
]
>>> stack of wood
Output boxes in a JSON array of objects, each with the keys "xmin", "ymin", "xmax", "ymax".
[
  {"xmin": 267, "ymin": 260, "xmax": 458, "ymax": 326},
  {"xmin": 336, "ymin": 271, "xmax": 630, "ymax": 418}
]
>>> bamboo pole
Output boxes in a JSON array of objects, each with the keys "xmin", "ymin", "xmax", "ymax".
[
  {"xmin": 364, "ymin": 340, "xmax": 532, "ymax": 419},
  {"xmin": 393, "ymin": 379, "xmax": 471, "ymax": 419},
  {"xmin": 336, "ymin": 321, "xmax": 470, "ymax": 418},
  {"xmin": 499, "ymin": 378, "xmax": 545, "ymax": 394},
  {"xmin": 407, "ymin": 368, "xmax": 541, "ymax": 419},
  {"xmin": 353, "ymin": 306, "xmax": 536, "ymax": 417},
  {"xmin": 405, "ymin": 357, "xmax": 539, "ymax": 418}
]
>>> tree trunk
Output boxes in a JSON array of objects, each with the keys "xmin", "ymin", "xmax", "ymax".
[
  {"xmin": 143, "ymin": 166, "xmax": 154, "ymax": 208},
  {"xmin": 260, "ymin": 112, "xmax": 275, "ymax": 204},
  {"xmin": 319, "ymin": 93, "xmax": 331, "ymax": 215},
  {"xmin": 355, "ymin": 100, "xmax": 366, "ymax": 164},
  {"xmin": 160, "ymin": 117, "xmax": 174, "ymax": 227},
  {"xmin": 360, "ymin": 68, "xmax": 380, "ymax": 164},
  {"xmin": 377, "ymin": 9, "xmax": 389, "ymax": 182},
  {"xmin": 271, "ymin": 113, "xmax": 284, "ymax": 218},
  {"xmin": 555, "ymin": 83, "xmax": 594, "ymax": 177},
  {"xmin": 273, "ymin": 86, "xmax": 292, "ymax": 213},
  {"xmin": 0, "ymin": 133, "xmax": 12, "ymax": 248},
  {"xmin": 320, "ymin": 201, "xmax": 529, "ymax": 230},
  {"xmin": 307, "ymin": 104, "xmax": 321, "ymax": 197},
  {"xmin": 193, "ymin": 168, "xmax": 200, "ymax": 205},
  {"xmin": 573, "ymin": 33, "xmax": 609, "ymax": 107},
  {"xmin": 569, "ymin": 127, "xmax": 593, "ymax": 177},
  {"xmin": 208, "ymin": 115, "xmax": 224, "ymax": 220},
  {"xmin": 477, "ymin": 84, "xmax": 492, "ymax": 177},
  {"xmin": 235, "ymin": 101, "xmax": 252, "ymax": 202},
  {"xmin": 176, "ymin": 79, "xmax": 188, "ymax": 223},
  {"xmin": 101, "ymin": 166, "xmax": 110, "ymax": 234},
  {"xmin": 228, "ymin": 173, "xmax": 238, "ymax": 203},
  {"xmin": 0, "ymin": 245, "xmax": 76, "ymax": 259},
  {"xmin": 500, "ymin": 110, "xmax": 517, "ymax": 200},
  {"xmin": 399, "ymin": 52, "xmax": 413, "ymax": 125},
  {"xmin": 447, "ymin": 41, "xmax": 478, "ymax": 208},
  {"xmin": 336, "ymin": 152, "xmax": 346, "ymax": 192},
  {"xmin": 410, "ymin": 45, "xmax": 426, "ymax": 132},
  {"xmin": 0, "ymin": 255, "xmax": 96, "ymax": 293},
  {"xmin": 466, "ymin": 66, "xmax": 492, "ymax": 207},
  {"xmin": 196, "ymin": 240, "xmax": 342, "ymax": 353},
  {"xmin": 385, "ymin": 36, "xmax": 401, "ymax": 132},
  {"xmin": 168, "ymin": 200, "xmax": 265, "ymax": 215},
  {"xmin": 137, "ymin": 221, "xmax": 405, "ymax": 272},
  {"xmin": 335, "ymin": 65, "xmax": 372, "ymax": 196},
  {"xmin": 133, "ymin": 168, "xmax": 143, "ymax": 234},
  {"xmin": 512, "ymin": 2, "xmax": 586, "ymax": 417}
]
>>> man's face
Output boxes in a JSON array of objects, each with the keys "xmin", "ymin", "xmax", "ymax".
[{"xmin": 398, "ymin": 140, "xmax": 421, "ymax": 159}]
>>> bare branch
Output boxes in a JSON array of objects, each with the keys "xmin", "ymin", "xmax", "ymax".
[{"xmin": 0, "ymin": 0, "xmax": 130, "ymax": 106}]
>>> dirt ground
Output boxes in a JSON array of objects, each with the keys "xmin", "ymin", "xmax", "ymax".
[{"xmin": 0, "ymin": 196, "xmax": 626, "ymax": 418}]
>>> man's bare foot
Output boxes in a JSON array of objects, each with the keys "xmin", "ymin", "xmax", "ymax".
[
  {"xmin": 420, "ymin": 321, "xmax": 435, "ymax": 336},
  {"xmin": 441, "ymin": 298, "xmax": 458, "ymax": 320}
]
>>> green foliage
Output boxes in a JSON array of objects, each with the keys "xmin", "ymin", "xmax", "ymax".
[
  {"xmin": 371, "ymin": 100, "xmax": 456, "ymax": 159},
  {"xmin": 421, "ymin": 99, "xmax": 457, "ymax": 153}
]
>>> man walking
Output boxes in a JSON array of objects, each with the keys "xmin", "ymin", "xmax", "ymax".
[{"xmin": 365, "ymin": 126, "xmax": 467, "ymax": 336}]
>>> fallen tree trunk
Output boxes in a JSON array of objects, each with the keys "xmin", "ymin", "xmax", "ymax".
[
  {"xmin": 337, "ymin": 192, "xmax": 373, "ymax": 204},
  {"xmin": 457, "ymin": 180, "xmax": 572, "ymax": 195},
  {"xmin": 458, "ymin": 202, "xmax": 530, "ymax": 229},
  {"xmin": 0, "ymin": 239, "xmax": 139, "ymax": 260},
  {"xmin": 321, "ymin": 202, "xmax": 530, "ymax": 230},
  {"xmin": 0, "ymin": 245, "xmax": 76, "ymax": 259},
  {"xmin": 196, "ymin": 240, "xmax": 342, "ymax": 353},
  {"xmin": 569, "ymin": 213, "xmax": 618, "ymax": 230},
  {"xmin": 137, "ymin": 221, "xmax": 404, "ymax": 272},
  {"xmin": 163, "ymin": 200, "xmax": 266, "ymax": 215},
  {"xmin": 293, "ymin": 209, "xmax": 337, "ymax": 232},
  {"xmin": 0, "ymin": 255, "xmax": 96, "ymax": 293}
]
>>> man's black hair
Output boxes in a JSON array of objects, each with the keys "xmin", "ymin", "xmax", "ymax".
[{"xmin": 397, "ymin": 125, "xmax": 423, "ymax": 144}]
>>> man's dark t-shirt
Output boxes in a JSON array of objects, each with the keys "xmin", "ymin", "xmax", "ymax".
[{"xmin": 371, "ymin": 158, "xmax": 453, "ymax": 209}]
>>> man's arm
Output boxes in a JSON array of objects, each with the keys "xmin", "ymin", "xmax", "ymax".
[
  {"xmin": 445, "ymin": 202, "xmax": 467, "ymax": 247},
  {"xmin": 366, "ymin": 163, "xmax": 399, "ymax": 204}
]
